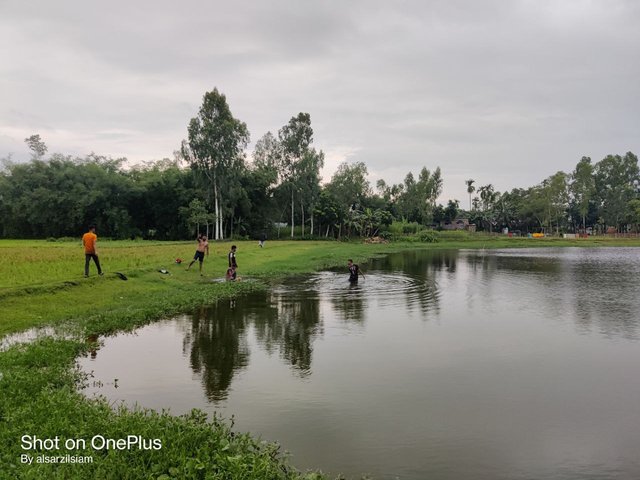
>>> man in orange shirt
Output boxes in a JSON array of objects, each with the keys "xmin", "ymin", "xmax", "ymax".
[{"xmin": 82, "ymin": 225, "xmax": 103, "ymax": 277}]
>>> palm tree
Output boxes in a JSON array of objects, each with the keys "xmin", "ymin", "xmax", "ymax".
[{"xmin": 465, "ymin": 179, "xmax": 476, "ymax": 211}]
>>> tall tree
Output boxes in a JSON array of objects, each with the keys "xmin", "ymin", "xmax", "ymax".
[
  {"xmin": 546, "ymin": 171, "xmax": 569, "ymax": 235},
  {"xmin": 571, "ymin": 157, "xmax": 595, "ymax": 231},
  {"xmin": 417, "ymin": 166, "xmax": 442, "ymax": 223},
  {"xmin": 444, "ymin": 199, "xmax": 460, "ymax": 223},
  {"xmin": 326, "ymin": 161, "xmax": 371, "ymax": 210},
  {"xmin": 278, "ymin": 113, "xmax": 313, "ymax": 238},
  {"xmin": 594, "ymin": 152, "xmax": 640, "ymax": 231},
  {"xmin": 314, "ymin": 189, "xmax": 342, "ymax": 238},
  {"xmin": 179, "ymin": 198, "xmax": 210, "ymax": 236},
  {"xmin": 465, "ymin": 179, "xmax": 476, "ymax": 211},
  {"xmin": 252, "ymin": 131, "xmax": 281, "ymax": 189},
  {"xmin": 478, "ymin": 184, "xmax": 499, "ymax": 232},
  {"xmin": 395, "ymin": 172, "xmax": 420, "ymax": 222},
  {"xmin": 184, "ymin": 88, "xmax": 249, "ymax": 240},
  {"xmin": 297, "ymin": 149, "xmax": 324, "ymax": 237},
  {"xmin": 24, "ymin": 134, "xmax": 47, "ymax": 160},
  {"xmin": 628, "ymin": 198, "xmax": 640, "ymax": 233}
]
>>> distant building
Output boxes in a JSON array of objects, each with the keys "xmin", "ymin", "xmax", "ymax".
[{"xmin": 441, "ymin": 218, "xmax": 475, "ymax": 232}]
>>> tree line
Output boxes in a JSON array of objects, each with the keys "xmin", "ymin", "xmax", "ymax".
[
  {"xmin": 463, "ymin": 152, "xmax": 640, "ymax": 234},
  {"xmin": 1, "ymin": 88, "xmax": 639, "ymax": 239}
]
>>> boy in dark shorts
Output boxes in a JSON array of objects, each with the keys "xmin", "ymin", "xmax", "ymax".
[{"xmin": 186, "ymin": 234, "xmax": 209, "ymax": 275}]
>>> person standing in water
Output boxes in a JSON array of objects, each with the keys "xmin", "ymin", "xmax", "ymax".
[
  {"xmin": 186, "ymin": 234, "xmax": 209, "ymax": 275},
  {"xmin": 82, "ymin": 224, "xmax": 103, "ymax": 277},
  {"xmin": 347, "ymin": 259, "xmax": 364, "ymax": 282}
]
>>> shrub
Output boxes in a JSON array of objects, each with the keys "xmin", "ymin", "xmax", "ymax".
[
  {"xmin": 416, "ymin": 230, "xmax": 439, "ymax": 243},
  {"xmin": 389, "ymin": 220, "xmax": 422, "ymax": 235}
]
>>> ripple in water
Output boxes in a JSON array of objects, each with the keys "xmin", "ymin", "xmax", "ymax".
[{"xmin": 275, "ymin": 271, "xmax": 439, "ymax": 314}]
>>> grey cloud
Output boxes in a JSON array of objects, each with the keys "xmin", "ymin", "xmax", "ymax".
[{"xmin": 1, "ymin": 0, "xmax": 638, "ymax": 202}]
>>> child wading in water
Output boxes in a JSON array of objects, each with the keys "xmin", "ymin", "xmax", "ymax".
[{"xmin": 347, "ymin": 259, "xmax": 364, "ymax": 283}]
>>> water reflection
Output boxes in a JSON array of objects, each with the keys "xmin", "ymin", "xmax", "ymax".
[
  {"xmin": 87, "ymin": 248, "xmax": 640, "ymax": 404},
  {"xmin": 80, "ymin": 247, "xmax": 640, "ymax": 480},
  {"xmin": 271, "ymin": 289, "xmax": 322, "ymax": 375},
  {"xmin": 187, "ymin": 302, "xmax": 251, "ymax": 402},
  {"xmin": 330, "ymin": 282, "xmax": 366, "ymax": 323},
  {"xmin": 180, "ymin": 289, "xmax": 324, "ymax": 400},
  {"xmin": 461, "ymin": 248, "xmax": 640, "ymax": 340}
]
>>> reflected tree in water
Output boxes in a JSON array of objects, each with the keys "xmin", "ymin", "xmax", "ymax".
[
  {"xmin": 273, "ymin": 291, "xmax": 322, "ymax": 376},
  {"xmin": 367, "ymin": 250, "xmax": 446, "ymax": 316},
  {"xmin": 463, "ymin": 249, "xmax": 640, "ymax": 340},
  {"xmin": 568, "ymin": 260, "xmax": 640, "ymax": 340},
  {"xmin": 187, "ymin": 301, "xmax": 250, "ymax": 402},
  {"xmin": 374, "ymin": 249, "xmax": 457, "ymax": 277},
  {"xmin": 330, "ymin": 282, "xmax": 366, "ymax": 323},
  {"xmin": 185, "ymin": 289, "xmax": 324, "ymax": 397},
  {"xmin": 251, "ymin": 289, "xmax": 323, "ymax": 375}
]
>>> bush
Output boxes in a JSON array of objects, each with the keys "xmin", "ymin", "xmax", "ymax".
[
  {"xmin": 389, "ymin": 220, "xmax": 422, "ymax": 235},
  {"xmin": 416, "ymin": 230, "xmax": 439, "ymax": 243}
]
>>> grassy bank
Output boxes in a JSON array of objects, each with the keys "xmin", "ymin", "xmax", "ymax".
[
  {"xmin": 2, "ymin": 236, "xmax": 639, "ymax": 479},
  {"xmin": 3, "ymin": 235, "xmax": 639, "ymax": 337},
  {"xmin": 0, "ymin": 239, "xmax": 418, "ymax": 337},
  {"xmin": 0, "ymin": 238, "xmax": 418, "ymax": 479}
]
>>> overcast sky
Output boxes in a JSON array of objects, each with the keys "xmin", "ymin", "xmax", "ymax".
[{"xmin": 1, "ymin": 0, "xmax": 639, "ymax": 203}]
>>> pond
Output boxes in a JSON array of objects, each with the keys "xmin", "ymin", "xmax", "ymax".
[{"xmin": 79, "ymin": 248, "xmax": 640, "ymax": 480}]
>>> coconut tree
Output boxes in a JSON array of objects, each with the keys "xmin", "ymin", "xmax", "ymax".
[{"xmin": 465, "ymin": 179, "xmax": 476, "ymax": 211}]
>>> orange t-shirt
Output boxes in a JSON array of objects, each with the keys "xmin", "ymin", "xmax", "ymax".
[{"xmin": 82, "ymin": 232, "xmax": 97, "ymax": 254}]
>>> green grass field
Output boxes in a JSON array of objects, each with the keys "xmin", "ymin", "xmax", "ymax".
[
  {"xmin": 2, "ymin": 236, "xmax": 640, "ymax": 479},
  {"xmin": 2, "ymin": 235, "xmax": 640, "ymax": 337},
  {"xmin": 0, "ymin": 239, "xmax": 404, "ymax": 337}
]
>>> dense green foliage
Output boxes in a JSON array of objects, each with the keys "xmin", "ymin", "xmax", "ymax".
[
  {"xmin": 466, "ymin": 153, "xmax": 640, "ymax": 234},
  {"xmin": 2, "ymin": 87, "xmax": 639, "ymax": 239},
  {"xmin": 0, "ymin": 156, "xmax": 198, "ymax": 239},
  {"xmin": 182, "ymin": 88, "xmax": 251, "ymax": 241}
]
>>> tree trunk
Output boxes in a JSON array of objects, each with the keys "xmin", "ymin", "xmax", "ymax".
[
  {"xmin": 311, "ymin": 211, "xmax": 314, "ymax": 237},
  {"xmin": 218, "ymin": 199, "xmax": 222, "ymax": 240},
  {"xmin": 213, "ymin": 178, "xmax": 220, "ymax": 240},
  {"xmin": 325, "ymin": 225, "xmax": 330, "ymax": 237},
  {"xmin": 301, "ymin": 199, "xmax": 305, "ymax": 238},
  {"xmin": 290, "ymin": 188, "xmax": 295, "ymax": 238}
]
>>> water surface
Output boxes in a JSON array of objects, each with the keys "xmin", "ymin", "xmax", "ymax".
[{"xmin": 80, "ymin": 248, "xmax": 640, "ymax": 479}]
